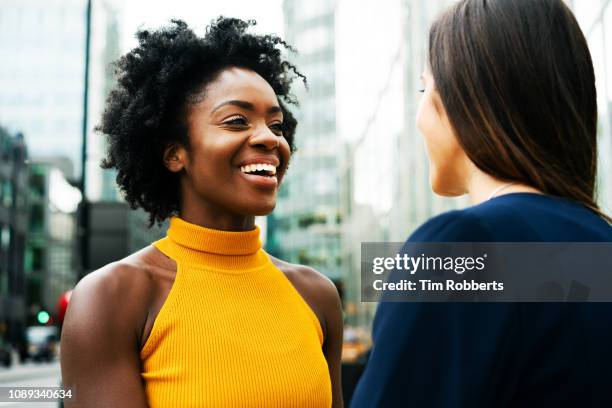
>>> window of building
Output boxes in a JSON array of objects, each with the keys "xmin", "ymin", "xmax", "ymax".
[
  {"xmin": 0, "ymin": 226, "xmax": 9, "ymax": 253},
  {"xmin": 1, "ymin": 181, "xmax": 12, "ymax": 207},
  {"xmin": 30, "ymin": 245, "xmax": 44, "ymax": 271},
  {"xmin": 29, "ymin": 204, "xmax": 44, "ymax": 232},
  {"xmin": 30, "ymin": 171, "xmax": 45, "ymax": 198}
]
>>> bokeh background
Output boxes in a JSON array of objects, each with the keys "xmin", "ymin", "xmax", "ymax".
[{"xmin": 0, "ymin": 0, "xmax": 610, "ymax": 404}]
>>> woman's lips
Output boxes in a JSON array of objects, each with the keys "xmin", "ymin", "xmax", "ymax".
[{"xmin": 238, "ymin": 171, "xmax": 278, "ymax": 189}]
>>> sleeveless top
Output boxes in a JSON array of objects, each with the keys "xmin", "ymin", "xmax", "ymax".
[{"xmin": 140, "ymin": 216, "xmax": 332, "ymax": 407}]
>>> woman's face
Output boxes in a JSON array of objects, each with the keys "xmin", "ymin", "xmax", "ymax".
[
  {"xmin": 172, "ymin": 67, "xmax": 291, "ymax": 217},
  {"xmin": 416, "ymin": 68, "xmax": 470, "ymax": 196}
]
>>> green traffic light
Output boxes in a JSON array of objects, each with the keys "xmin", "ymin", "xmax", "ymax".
[{"xmin": 37, "ymin": 310, "xmax": 50, "ymax": 324}]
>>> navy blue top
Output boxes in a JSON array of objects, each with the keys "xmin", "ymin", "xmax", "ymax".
[{"xmin": 351, "ymin": 193, "xmax": 612, "ymax": 408}]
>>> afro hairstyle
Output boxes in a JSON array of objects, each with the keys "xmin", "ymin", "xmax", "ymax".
[{"xmin": 99, "ymin": 17, "xmax": 305, "ymax": 226}]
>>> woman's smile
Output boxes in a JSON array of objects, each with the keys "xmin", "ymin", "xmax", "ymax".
[{"xmin": 237, "ymin": 155, "xmax": 282, "ymax": 190}]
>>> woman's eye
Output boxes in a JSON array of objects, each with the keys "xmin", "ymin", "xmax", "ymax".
[
  {"xmin": 418, "ymin": 88, "xmax": 425, "ymax": 93},
  {"xmin": 270, "ymin": 123, "xmax": 284, "ymax": 135},
  {"xmin": 224, "ymin": 117, "xmax": 248, "ymax": 126}
]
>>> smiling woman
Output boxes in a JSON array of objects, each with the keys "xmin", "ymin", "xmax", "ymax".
[
  {"xmin": 59, "ymin": 17, "xmax": 343, "ymax": 408},
  {"xmin": 168, "ymin": 67, "xmax": 292, "ymax": 223}
]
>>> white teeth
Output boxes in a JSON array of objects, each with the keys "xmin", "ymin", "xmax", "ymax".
[{"xmin": 240, "ymin": 163, "xmax": 277, "ymax": 176}]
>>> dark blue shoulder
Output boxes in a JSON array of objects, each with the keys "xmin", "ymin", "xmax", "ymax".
[
  {"xmin": 408, "ymin": 208, "xmax": 495, "ymax": 242},
  {"xmin": 408, "ymin": 193, "xmax": 612, "ymax": 243}
]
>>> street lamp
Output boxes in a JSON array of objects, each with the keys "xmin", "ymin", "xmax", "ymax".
[{"xmin": 78, "ymin": 0, "xmax": 92, "ymax": 279}]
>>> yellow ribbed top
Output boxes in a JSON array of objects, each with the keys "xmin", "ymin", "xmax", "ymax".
[{"xmin": 140, "ymin": 216, "xmax": 332, "ymax": 407}]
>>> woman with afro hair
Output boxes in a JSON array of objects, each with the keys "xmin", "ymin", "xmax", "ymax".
[{"xmin": 60, "ymin": 17, "xmax": 343, "ymax": 408}]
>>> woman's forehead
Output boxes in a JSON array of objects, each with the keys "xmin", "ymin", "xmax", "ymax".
[{"xmin": 202, "ymin": 67, "xmax": 278, "ymax": 107}]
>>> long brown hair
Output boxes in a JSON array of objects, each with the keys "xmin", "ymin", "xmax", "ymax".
[{"xmin": 429, "ymin": 0, "xmax": 610, "ymax": 222}]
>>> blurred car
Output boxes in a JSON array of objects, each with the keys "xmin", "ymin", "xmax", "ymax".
[{"xmin": 25, "ymin": 326, "xmax": 59, "ymax": 362}]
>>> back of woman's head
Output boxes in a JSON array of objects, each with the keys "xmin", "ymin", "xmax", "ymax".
[{"xmin": 429, "ymin": 0, "xmax": 607, "ymax": 219}]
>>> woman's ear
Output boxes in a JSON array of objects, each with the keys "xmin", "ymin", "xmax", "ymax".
[{"xmin": 163, "ymin": 143, "xmax": 187, "ymax": 173}]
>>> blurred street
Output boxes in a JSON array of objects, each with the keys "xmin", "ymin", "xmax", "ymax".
[{"xmin": 0, "ymin": 361, "xmax": 61, "ymax": 407}]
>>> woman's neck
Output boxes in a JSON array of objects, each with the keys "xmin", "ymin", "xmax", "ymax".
[
  {"xmin": 179, "ymin": 201, "xmax": 256, "ymax": 232},
  {"xmin": 466, "ymin": 166, "xmax": 542, "ymax": 205}
]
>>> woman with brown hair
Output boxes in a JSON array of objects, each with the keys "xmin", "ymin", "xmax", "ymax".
[{"xmin": 352, "ymin": 0, "xmax": 612, "ymax": 407}]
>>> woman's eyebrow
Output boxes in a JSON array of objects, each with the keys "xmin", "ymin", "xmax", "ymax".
[
  {"xmin": 211, "ymin": 100, "xmax": 282, "ymax": 115},
  {"xmin": 211, "ymin": 100, "xmax": 254, "ymax": 113}
]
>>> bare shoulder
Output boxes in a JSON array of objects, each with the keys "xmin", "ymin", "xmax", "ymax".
[
  {"xmin": 269, "ymin": 255, "xmax": 339, "ymax": 302},
  {"xmin": 61, "ymin": 249, "xmax": 159, "ymax": 407},
  {"xmin": 63, "ymin": 246, "xmax": 166, "ymax": 344},
  {"xmin": 72, "ymin": 249, "xmax": 154, "ymax": 309}
]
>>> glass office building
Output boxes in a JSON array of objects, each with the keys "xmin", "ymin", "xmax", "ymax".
[
  {"xmin": 272, "ymin": 0, "xmax": 342, "ymax": 281},
  {"xmin": 0, "ymin": 128, "xmax": 28, "ymax": 347},
  {"xmin": 337, "ymin": 0, "xmax": 461, "ymax": 328},
  {"xmin": 26, "ymin": 158, "xmax": 81, "ymax": 322},
  {"xmin": 0, "ymin": 0, "xmax": 86, "ymax": 176}
]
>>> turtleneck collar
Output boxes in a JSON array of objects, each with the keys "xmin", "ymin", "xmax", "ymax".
[
  {"xmin": 167, "ymin": 216, "xmax": 262, "ymax": 255},
  {"xmin": 153, "ymin": 216, "xmax": 270, "ymax": 272}
]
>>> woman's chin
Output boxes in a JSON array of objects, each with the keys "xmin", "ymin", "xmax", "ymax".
[
  {"xmin": 430, "ymin": 177, "xmax": 465, "ymax": 197},
  {"xmin": 247, "ymin": 201, "xmax": 276, "ymax": 216}
]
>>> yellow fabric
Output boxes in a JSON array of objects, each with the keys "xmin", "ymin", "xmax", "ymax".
[{"xmin": 140, "ymin": 216, "xmax": 332, "ymax": 407}]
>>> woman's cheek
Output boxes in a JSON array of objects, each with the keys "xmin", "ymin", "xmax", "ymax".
[
  {"xmin": 417, "ymin": 92, "xmax": 466, "ymax": 195},
  {"xmin": 417, "ymin": 95, "xmax": 442, "ymax": 170}
]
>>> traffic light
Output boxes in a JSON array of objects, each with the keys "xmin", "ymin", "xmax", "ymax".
[{"xmin": 37, "ymin": 310, "xmax": 50, "ymax": 325}]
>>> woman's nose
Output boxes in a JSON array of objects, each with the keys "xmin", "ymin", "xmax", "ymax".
[{"xmin": 249, "ymin": 126, "xmax": 280, "ymax": 150}]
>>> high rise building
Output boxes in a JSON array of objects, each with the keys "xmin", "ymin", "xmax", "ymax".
[
  {"xmin": 273, "ymin": 0, "xmax": 342, "ymax": 280},
  {"xmin": 0, "ymin": 0, "xmax": 87, "ymax": 179},
  {"xmin": 25, "ymin": 157, "xmax": 81, "ymax": 324},
  {"xmin": 0, "ymin": 0, "xmax": 125, "ymax": 199},
  {"xmin": 86, "ymin": 0, "xmax": 124, "ymax": 202},
  {"xmin": 335, "ymin": 0, "xmax": 462, "ymax": 327},
  {"xmin": 0, "ymin": 127, "xmax": 28, "ymax": 348},
  {"xmin": 393, "ymin": 0, "xmax": 466, "ymax": 238}
]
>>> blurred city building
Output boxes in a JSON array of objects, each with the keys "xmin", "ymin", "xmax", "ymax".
[
  {"xmin": 83, "ymin": 0, "xmax": 169, "ymax": 266},
  {"xmin": 334, "ymin": 0, "xmax": 463, "ymax": 329},
  {"xmin": 25, "ymin": 157, "xmax": 81, "ymax": 326},
  {"xmin": 271, "ymin": 0, "xmax": 343, "ymax": 281},
  {"xmin": 276, "ymin": 0, "xmax": 466, "ymax": 328},
  {"xmin": 0, "ymin": 127, "xmax": 28, "ymax": 349},
  {"xmin": 86, "ymin": 0, "xmax": 124, "ymax": 202},
  {"xmin": 0, "ymin": 0, "xmax": 87, "ymax": 179},
  {"xmin": 127, "ymin": 209, "xmax": 167, "ymax": 253},
  {"xmin": 86, "ymin": 202, "xmax": 129, "ymax": 271}
]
